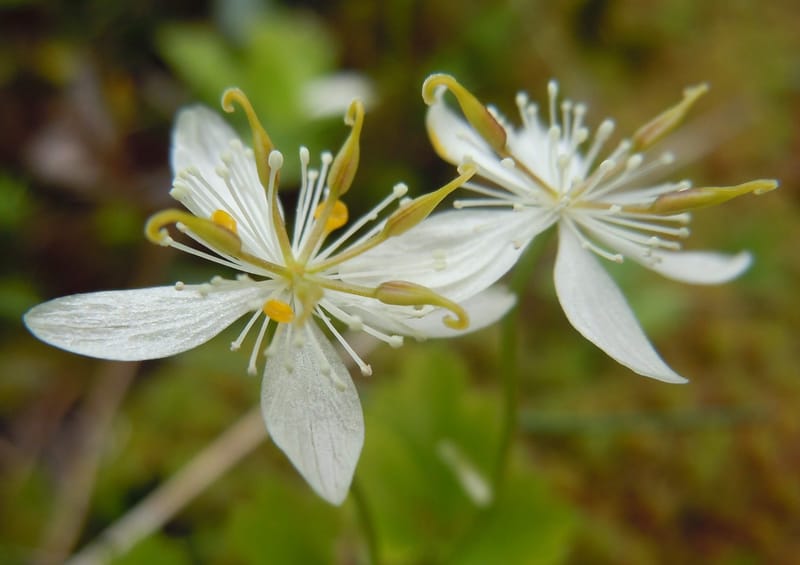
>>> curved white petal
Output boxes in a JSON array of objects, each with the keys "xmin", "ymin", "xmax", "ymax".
[
  {"xmin": 171, "ymin": 105, "xmax": 240, "ymax": 176},
  {"xmin": 339, "ymin": 209, "xmax": 553, "ymax": 301},
  {"xmin": 554, "ymin": 223, "xmax": 687, "ymax": 383},
  {"xmin": 23, "ymin": 283, "xmax": 264, "ymax": 361},
  {"xmin": 635, "ymin": 249, "xmax": 751, "ymax": 284},
  {"xmin": 170, "ymin": 107, "xmax": 280, "ymax": 262},
  {"xmin": 261, "ymin": 323, "xmax": 364, "ymax": 505}
]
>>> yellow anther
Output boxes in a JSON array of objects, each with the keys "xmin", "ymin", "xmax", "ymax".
[
  {"xmin": 211, "ymin": 209, "xmax": 237, "ymax": 234},
  {"xmin": 263, "ymin": 299, "xmax": 294, "ymax": 323},
  {"xmin": 422, "ymin": 73, "xmax": 507, "ymax": 154},
  {"xmin": 375, "ymin": 280, "xmax": 469, "ymax": 331},
  {"xmin": 632, "ymin": 83, "xmax": 709, "ymax": 151},
  {"xmin": 314, "ymin": 200, "xmax": 349, "ymax": 232}
]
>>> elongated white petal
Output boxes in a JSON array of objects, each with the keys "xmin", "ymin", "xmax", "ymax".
[
  {"xmin": 340, "ymin": 209, "xmax": 553, "ymax": 301},
  {"xmin": 554, "ymin": 223, "xmax": 687, "ymax": 383},
  {"xmin": 261, "ymin": 323, "xmax": 364, "ymax": 505},
  {"xmin": 23, "ymin": 284, "xmax": 264, "ymax": 361}
]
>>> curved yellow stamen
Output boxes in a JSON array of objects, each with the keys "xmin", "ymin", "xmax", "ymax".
[
  {"xmin": 298, "ymin": 99, "xmax": 364, "ymax": 265},
  {"xmin": 327, "ymin": 99, "xmax": 365, "ymax": 199},
  {"xmin": 263, "ymin": 299, "xmax": 294, "ymax": 323},
  {"xmin": 382, "ymin": 162, "xmax": 477, "ymax": 238},
  {"xmin": 314, "ymin": 199, "xmax": 349, "ymax": 232},
  {"xmin": 632, "ymin": 83, "xmax": 708, "ymax": 151},
  {"xmin": 648, "ymin": 179, "xmax": 779, "ymax": 214},
  {"xmin": 422, "ymin": 73, "xmax": 507, "ymax": 154},
  {"xmin": 221, "ymin": 88, "xmax": 274, "ymax": 183},
  {"xmin": 145, "ymin": 208, "xmax": 241, "ymax": 256},
  {"xmin": 375, "ymin": 280, "xmax": 469, "ymax": 331}
]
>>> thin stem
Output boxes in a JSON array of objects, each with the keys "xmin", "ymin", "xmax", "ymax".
[
  {"xmin": 351, "ymin": 476, "xmax": 381, "ymax": 565},
  {"xmin": 490, "ymin": 233, "xmax": 551, "ymax": 498}
]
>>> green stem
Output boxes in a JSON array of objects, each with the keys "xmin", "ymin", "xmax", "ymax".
[
  {"xmin": 491, "ymin": 234, "xmax": 550, "ymax": 499},
  {"xmin": 351, "ymin": 476, "xmax": 381, "ymax": 565}
]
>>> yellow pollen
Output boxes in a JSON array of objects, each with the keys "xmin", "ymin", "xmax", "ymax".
[
  {"xmin": 263, "ymin": 299, "xmax": 294, "ymax": 323},
  {"xmin": 211, "ymin": 209, "xmax": 237, "ymax": 234},
  {"xmin": 314, "ymin": 199, "xmax": 349, "ymax": 232}
]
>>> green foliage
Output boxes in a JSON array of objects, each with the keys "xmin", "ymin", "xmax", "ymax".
[
  {"xmin": 157, "ymin": 9, "xmax": 340, "ymax": 181},
  {"xmin": 359, "ymin": 345, "xmax": 575, "ymax": 563}
]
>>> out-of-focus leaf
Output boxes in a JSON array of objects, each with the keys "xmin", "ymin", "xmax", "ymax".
[
  {"xmin": 0, "ymin": 277, "xmax": 39, "ymax": 322},
  {"xmin": 222, "ymin": 479, "xmax": 340, "ymax": 565},
  {"xmin": 452, "ymin": 471, "xmax": 576, "ymax": 565},
  {"xmin": 157, "ymin": 11, "xmax": 339, "ymax": 182},
  {"xmin": 359, "ymin": 344, "xmax": 575, "ymax": 563},
  {"xmin": 112, "ymin": 534, "xmax": 190, "ymax": 565},
  {"xmin": 0, "ymin": 174, "xmax": 31, "ymax": 231}
]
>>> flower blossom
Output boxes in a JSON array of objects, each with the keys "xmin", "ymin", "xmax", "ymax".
[
  {"xmin": 422, "ymin": 74, "xmax": 778, "ymax": 383},
  {"xmin": 24, "ymin": 89, "xmax": 515, "ymax": 504}
]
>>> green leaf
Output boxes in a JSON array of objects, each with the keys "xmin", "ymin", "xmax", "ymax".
[
  {"xmin": 112, "ymin": 535, "xmax": 191, "ymax": 565},
  {"xmin": 222, "ymin": 479, "xmax": 340, "ymax": 564}
]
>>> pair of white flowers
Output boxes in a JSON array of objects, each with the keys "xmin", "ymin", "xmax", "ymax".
[{"xmin": 25, "ymin": 75, "xmax": 776, "ymax": 505}]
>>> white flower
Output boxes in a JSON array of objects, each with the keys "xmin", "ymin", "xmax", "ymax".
[
  {"xmin": 423, "ymin": 74, "xmax": 778, "ymax": 383},
  {"xmin": 24, "ymin": 89, "xmax": 515, "ymax": 505}
]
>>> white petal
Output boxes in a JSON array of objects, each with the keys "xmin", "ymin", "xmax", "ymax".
[
  {"xmin": 554, "ymin": 223, "xmax": 687, "ymax": 383},
  {"xmin": 23, "ymin": 284, "xmax": 264, "ymax": 361},
  {"xmin": 261, "ymin": 323, "xmax": 364, "ymax": 505},
  {"xmin": 399, "ymin": 285, "xmax": 517, "ymax": 338},
  {"xmin": 170, "ymin": 107, "xmax": 279, "ymax": 262},
  {"xmin": 635, "ymin": 249, "xmax": 752, "ymax": 284},
  {"xmin": 339, "ymin": 209, "xmax": 553, "ymax": 302},
  {"xmin": 171, "ymin": 105, "xmax": 240, "ymax": 176}
]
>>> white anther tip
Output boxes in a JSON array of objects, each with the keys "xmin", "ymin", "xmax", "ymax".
[
  {"xmin": 500, "ymin": 157, "xmax": 515, "ymax": 169},
  {"xmin": 360, "ymin": 365, "xmax": 373, "ymax": 377},
  {"xmin": 393, "ymin": 183, "xmax": 408, "ymax": 197},
  {"xmin": 388, "ymin": 335, "xmax": 403, "ymax": 348},
  {"xmin": 547, "ymin": 79, "xmax": 558, "ymax": 96},
  {"xmin": 299, "ymin": 146, "xmax": 310, "ymax": 163},
  {"xmin": 268, "ymin": 150, "xmax": 284, "ymax": 169},
  {"xmin": 321, "ymin": 151, "xmax": 333, "ymax": 164},
  {"xmin": 174, "ymin": 281, "xmax": 185, "ymax": 290}
]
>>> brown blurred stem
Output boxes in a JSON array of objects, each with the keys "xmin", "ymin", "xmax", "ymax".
[
  {"xmin": 64, "ymin": 408, "xmax": 267, "ymax": 565},
  {"xmin": 33, "ymin": 245, "xmax": 171, "ymax": 565}
]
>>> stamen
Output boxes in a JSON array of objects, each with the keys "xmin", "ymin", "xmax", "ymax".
[
  {"xmin": 316, "ymin": 307, "xmax": 372, "ymax": 377},
  {"xmin": 547, "ymin": 80, "xmax": 559, "ymax": 128},
  {"xmin": 263, "ymin": 299, "xmax": 294, "ymax": 323},
  {"xmin": 583, "ymin": 119, "xmax": 615, "ymax": 175},
  {"xmin": 293, "ymin": 147, "xmax": 312, "ymax": 243},
  {"xmin": 231, "ymin": 308, "xmax": 262, "ymax": 351},
  {"xmin": 315, "ymin": 182, "xmax": 407, "ymax": 263},
  {"xmin": 564, "ymin": 220, "xmax": 623, "ymax": 263},
  {"xmin": 248, "ymin": 316, "xmax": 271, "ymax": 376}
]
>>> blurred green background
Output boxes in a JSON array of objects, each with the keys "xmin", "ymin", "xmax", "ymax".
[{"xmin": 1, "ymin": 0, "xmax": 798, "ymax": 563}]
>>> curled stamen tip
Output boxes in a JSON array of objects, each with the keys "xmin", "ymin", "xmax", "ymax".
[
  {"xmin": 221, "ymin": 87, "xmax": 247, "ymax": 112},
  {"xmin": 421, "ymin": 73, "xmax": 455, "ymax": 104}
]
